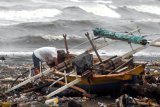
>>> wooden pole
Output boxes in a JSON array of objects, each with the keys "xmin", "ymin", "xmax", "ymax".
[
  {"xmin": 109, "ymin": 57, "xmax": 133, "ymax": 74},
  {"xmin": 63, "ymin": 34, "xmax": 69, "ymax": 56},
  {"xmin": 122, "ymin": 38, "xmax": 160, "ymax": 59},
  {"xmin": 45, "ymin": 78, "xmax": 91, "ymax": 98},
  {"xmin": 5, "ymin": 60, "xmax": 73, "ymax": 94},
  {"xmin": 45, "ymin": 78, "xmax": 82, "ymax": 104},
  {"xmin": 85, "ymin": 32, "xmax": 102, "ymax": 63}
]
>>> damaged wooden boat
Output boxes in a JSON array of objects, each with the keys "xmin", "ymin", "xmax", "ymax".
[
  {"xmin": 43, "ymin": 53, "xmax": 145, "ymax": 104},
  {"xmin": 5, "ymin": 28, "xmax": 155, "ymax": 105},
  {"xmin": 44, "ymin": 31, "xmax": 147, "ymax": 104},
  {"xmin": 47, "ymin": 60, "xmax": 145, "ymax": 95}
]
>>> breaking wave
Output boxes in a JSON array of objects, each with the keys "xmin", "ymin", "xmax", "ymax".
[
  {"xmin": 79, "ymin": 4, "xmax": 120, "ymax": 18},
  {"xmin": 94, "ymin": 0, "xmax": 112, "ymax": 4},
  {"xmin": 0, "ymin": 8, "xmax": 62, "ymax": 23},
  {"xmin": 127, "ymin": 5, "xmax": 160, "ymax": 16}
]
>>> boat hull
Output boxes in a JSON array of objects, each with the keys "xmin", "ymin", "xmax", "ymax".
[{"xmin": 54, "ymin": 65, "xmax": 144, "ymax": 95}]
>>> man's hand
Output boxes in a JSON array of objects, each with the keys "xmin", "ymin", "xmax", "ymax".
[{"xmin": 53, "ymin": 57, "xmax": 58, "ymax": 65}]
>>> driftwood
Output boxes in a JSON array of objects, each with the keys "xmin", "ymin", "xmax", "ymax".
[{"xmin": 85, "ymin": 32, "xmax": 102, "ymax": 63}]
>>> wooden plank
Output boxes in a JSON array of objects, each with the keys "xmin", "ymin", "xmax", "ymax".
[
  {"xmin": 5, "ymin": 68, "xmax": 54, "ymax": 93},
  {"xmin": 45, "ymin": 78, "xmax": 82, "ymax": 105},
  {"xmin": 122, "ymin": 38, "xmax": 160, "ymax": 59},
  {"xmin": 45, "ymin": 78, "xmax": 91, "ymax": 98}
]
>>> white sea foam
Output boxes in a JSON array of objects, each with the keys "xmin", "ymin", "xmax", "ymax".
[
  {"xmin": 0, "ymin": 50, "xmax": 125, "ymax": 58},
  {"xmin": 0, "ymin": 22, "xmax": 20, "ymax": 26},
  {"xmin": 79, "ymin": 4, "xmax": 120, "ymax": 18},
  {"xmin": 94, "ymin": 0, "xmax": 112, "ymax": 4},
  {"xmin": 31, "ymin": 0, "xmax": 48, "ymax": 3},
  {"xmin": 0, "ymin": 52, "xmax": 32, "ymax": 57},
  {"xmin": 97, "ymin": 50, "xmax": 126, "ymax": 56},
  {"xmin": 0, "ymin": 50, "xmax": 160, "ymax": 59},
  {"xmin": 42, "ymin": 34, "xmax": 84, "ymax": 41},
  {"xmin": 69, "ymin": 49, "xmax": 125, "ymax": 56},
  {"xmin": 0, "ymin": 8, "xmax": 62, "ymax": 23},
  {"xmin": 135, "ymin": 18, "xmax": 160, "ymax": 22},
  {"xmin": 108, "ymin": 5, "xmax": 117, "ymax": 9},
  {"xmin": 134, "ymin": 51, "xmax": 160, "ymax": 57},
  {"xmin": 128, "ymin": 5, "xmax": 160, "ymax": 15},
  {"xmin": 42, "ymin": 35, "xmax": 65, "ymax": 41},
  {"xmin": 69, "ymin": 0, "xmax": 81, "ymax": 2}
]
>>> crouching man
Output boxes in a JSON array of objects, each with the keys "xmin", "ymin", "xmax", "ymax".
[{"xmin": 32, "ymin": 47, "xmax": 66, "ymax": 75}]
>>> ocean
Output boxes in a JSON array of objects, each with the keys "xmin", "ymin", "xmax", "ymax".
[{"xmin": 0, "ymin": 0, "xmax": 160, "ymax": 62}]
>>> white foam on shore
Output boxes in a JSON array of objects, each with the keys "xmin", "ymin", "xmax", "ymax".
[
  {"xmin": 0, "ymin": 50, "xmax": 160, "ymax": 59},
  {"xmin": 0, "ymin": 52, "xmax": 32, "ymax": 57},
  {"xmin": 134, "ymin": 18, "xmax": 160, "ymax": 22},
  {"xmin": 134, "ymin": 51, "xmax": 160, "ymax": 57},
  {"xmin": 70, "ymin": 49, "xmax": 127, "ymax": 57}
]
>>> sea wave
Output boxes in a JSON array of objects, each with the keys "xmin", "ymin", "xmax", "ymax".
[
  {"xmin": 42, "ymin": 34, "xmax": 84, "ymax": 41},
  {"xmin": 0, "ymin": 8, "xmax": 62, "ymax": 23},
  {"xmin": 134, "ymin": 52, "xmax": 160, "ymax": 57},
  {"xmin": 94, "ymin": 0, "xmax": 112, "ymax": 4},
  {"xmin": 7, "ymin": 35, "xmax": 90, "ymax": 50},
  {"xmin": 127, "ymin": 5, "xmax": 160, "ymax": 16},
  {"xmin": 68, "ymin": 0, "xmax": 81, "ymax": 2},
  {"xmin": 0, "ymin": 52, "xmax": 32, "ymax": 57},
  {"xmin": 78, "ymin": 4, "xmax": 120, "ymax": 18},
  {"xmin": 16, "ymin": 19, "xmax": 95, "ymax": 27},
  {"xmin": 15, "ymin": 19, "xmax": 97, "ymax": 35}
]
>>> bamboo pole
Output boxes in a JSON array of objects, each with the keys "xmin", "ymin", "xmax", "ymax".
[
  {"xmin": 5, "ymin": 60, "xmax": 72, "ymax": 94},
  {"xmin": 122, "ymin": 38, "xmax": 160, "ymax": 59},
  {"xmin": 45, "ymin": 78, "xmax": 82, "ymax": 105},
  {"xmin": 109, "ymin": 57, "xmax": 133, "ymax": 74},
  {"xmin": 85, "ymin": 32, "xmax": 102, "ymax": 63},
  {"xmin": 63, "ymin": 34, "xmax": 69, "ymax": 56},
  {"xmin": 45, "ymin": 78, "xmax": 91, "ymax": 98},
  {"xmin": 5, "ymin": 68, "xmax": 54, "ymax": 93}
]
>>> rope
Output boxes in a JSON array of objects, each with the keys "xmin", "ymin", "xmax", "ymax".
[
  {"xmin": 70, "ymin": 39, "xmax": 89, "ymax": 49},
  {"xmin": 70, "ymin": 35, "xmax": 108, "ymax": 51}
]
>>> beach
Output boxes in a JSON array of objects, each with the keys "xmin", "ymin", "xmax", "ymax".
[{"xmin": 0, "ymin": 0, "xmax": 160, "ymax": 106}]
